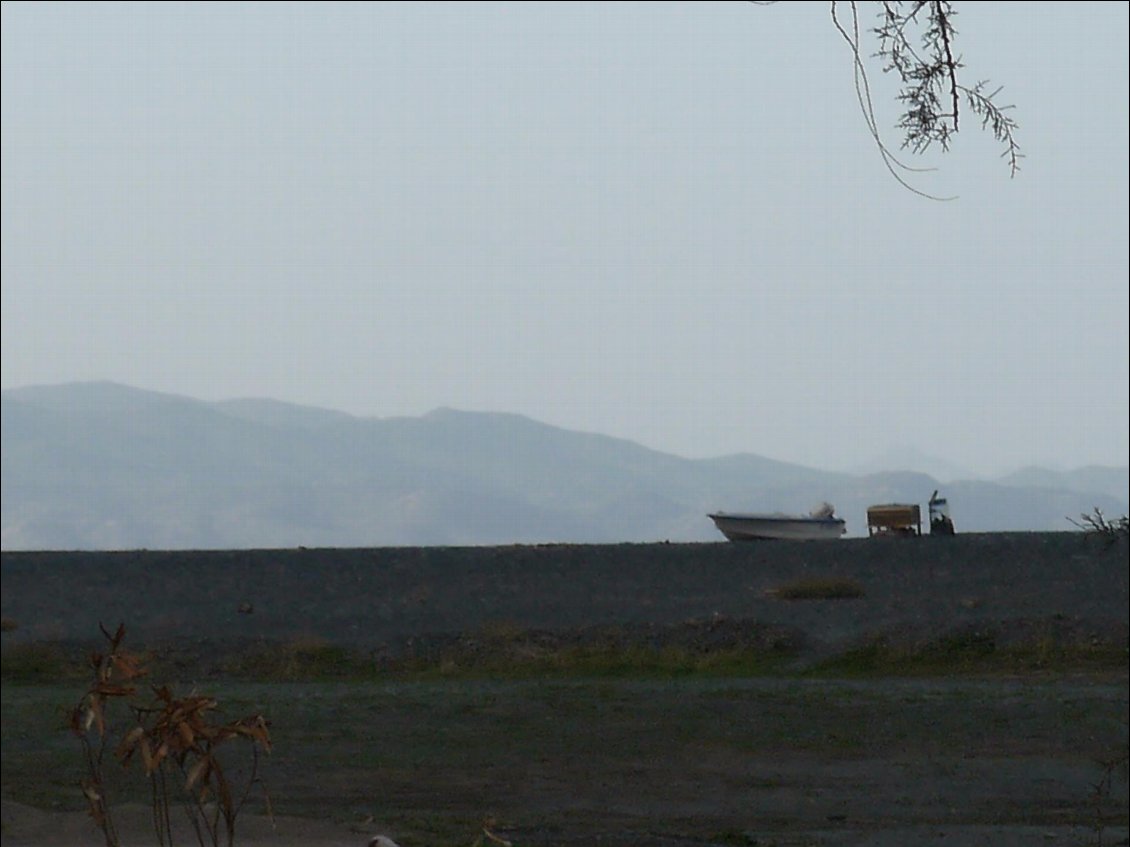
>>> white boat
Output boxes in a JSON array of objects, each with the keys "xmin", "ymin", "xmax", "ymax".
[{"xmin": 707, "ymin": 503, "xmax": 846, "ymax": 542}]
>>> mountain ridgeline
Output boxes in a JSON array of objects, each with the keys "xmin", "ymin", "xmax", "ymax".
[{"xmin": 2, "ymin": 383, "xmax": 1126, "ymax": 550}]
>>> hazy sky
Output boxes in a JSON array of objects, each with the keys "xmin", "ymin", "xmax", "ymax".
[{"xmin": 3, "ymin": 2, "xmax": 1128, "ymax": 476}]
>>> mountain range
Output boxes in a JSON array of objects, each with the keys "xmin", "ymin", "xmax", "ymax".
[{"xmin": 2, "ymin": 382, "xmax": 1126, "ymax": 550}]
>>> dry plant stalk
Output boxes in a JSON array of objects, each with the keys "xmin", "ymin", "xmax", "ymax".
[
  {"xmin": 1066, "ymin": 510, "xmax": 1130, "ymax": 537},
  {"xmin": 471, "ymin": 816, "xmax": 513, "ymax": 847},
  {"xmin": 1068, "ymin": 508, "xmax": 1130, "ymax": 545},
  {"xmin": 1090, "ymin": 750, "xmax": 1130, "ymax": 847},
  {"xmin": 69, "ymin": 623, "xmax": 272, "ymax": 847}
]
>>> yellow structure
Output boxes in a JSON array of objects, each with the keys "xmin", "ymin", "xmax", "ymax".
[{"xmin": 866, "ymin": 503, "xmax": 922, "ymax": 536}]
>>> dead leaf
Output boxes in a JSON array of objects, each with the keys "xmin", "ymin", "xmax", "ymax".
[
  {"xmin": 115, "ymin": 725, "xmax": 146, "ymax": 764},
  {"xmin": 184, "ymin": 755, "xmax": 212, "ymax": 792},
  {"xmin": 176, "ymin": 719, "xmax": 195, "ymax": 750},
  {"xmin": 234, "ymin": 715, "xmax": 272, "ymax": 752},
  {"xmin": 112, "ymin": 650, "xmax": 148, "ymax": 681}
]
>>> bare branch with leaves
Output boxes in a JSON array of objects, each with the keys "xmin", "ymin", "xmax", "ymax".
[
  {"xmin": 873, "ymin": 1, "xmax": 1021, "ymax": 175},
  {"xmin": 755, "ymin": 1, "xmax": 1022, "ymax": 197}
]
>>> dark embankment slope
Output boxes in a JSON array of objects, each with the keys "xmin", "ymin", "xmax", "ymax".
[{"xmin": 3, "ymin": 533, "xmax": 1126, "ymax": 665}]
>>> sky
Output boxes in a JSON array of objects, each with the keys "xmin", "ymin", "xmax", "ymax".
[{"xmin": 3, "ymin": 1, "xmax": 1128, "ymax": 478}]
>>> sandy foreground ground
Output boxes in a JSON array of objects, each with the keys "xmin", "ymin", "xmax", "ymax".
[
  {"xmin": 2, "ymin": 804, "xmax": 363, "ymax": 847},
  {"xmin": 3, "ymin": 798, "xmax": 1128, "ymax": 847},
  {"xmin": 2, "ymin": 801, "xmax": 381, "ymax": 847}
]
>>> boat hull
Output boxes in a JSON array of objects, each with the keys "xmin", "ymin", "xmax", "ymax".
[{"xmin": 708, "ymin": 512, "xmax": 847, "ymax": 542}]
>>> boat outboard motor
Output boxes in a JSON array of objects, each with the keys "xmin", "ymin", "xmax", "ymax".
[{"xmin": 929, "ymin": 490, "xmax": 955, "ymax": 535}]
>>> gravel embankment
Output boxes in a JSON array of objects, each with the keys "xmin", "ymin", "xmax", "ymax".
[{"xmin": 3, "ymin": 532, "xmax": 1126, "ymax": 659}]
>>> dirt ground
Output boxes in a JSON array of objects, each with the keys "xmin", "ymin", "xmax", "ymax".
[{"xmin": 2, "ymin": 534, "xmax": 1128, "ymax": 846}]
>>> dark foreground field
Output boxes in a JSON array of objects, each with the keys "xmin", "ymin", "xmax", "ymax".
[{"xmin": 2, "ymin": 533, "xmax": 1128, "ymax": 846}]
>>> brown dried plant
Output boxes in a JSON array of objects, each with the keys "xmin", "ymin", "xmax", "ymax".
[{"xmin": 69, "ymin": 623, "xmax": 272, "ymax": 847}]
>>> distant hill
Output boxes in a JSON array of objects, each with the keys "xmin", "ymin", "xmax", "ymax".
[
  {"xmin": 994, "ymin": 465, "xmax": 1128, "ymax": 504},
  {"xmin": 842, "ymin": 446, "xmax": 978, "ymax": 483},
  {"xmin": 2, "ymin": 382, "xmax": 1126, "ymax": 550}
]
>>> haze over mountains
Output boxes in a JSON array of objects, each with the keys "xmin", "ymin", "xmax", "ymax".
[{"xmin": 2, "ymin": 382, "xmax": 1126, "ymax": 551}]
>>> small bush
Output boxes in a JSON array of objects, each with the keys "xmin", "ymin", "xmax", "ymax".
[
  {"xmin": 401, "ymin": 620, "xmax": 802, "ymax": 679},
  {"xmin": 1, "ymin": 643, "xmax": 82, "ymax": 682},
  {"xmin": 809, "ymin": 633, "xmax": 998, "ymax": 676},
  {"xmin": 808, "ymin": 625, "xmax": 1128, "ymax": 676},
  {"xmin": 770, "ymin": 578, "xmax": 865, "ymax": 600},
  {"xmin": 223, "ymin": 637, "xmax": 368, "ymax": 680}
]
